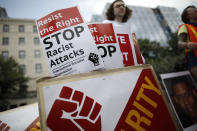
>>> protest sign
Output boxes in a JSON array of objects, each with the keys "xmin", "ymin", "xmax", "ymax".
[
  {"xmin": 37, "ymin": 64, "xmax": 179, "ymax": 131},
  {"xmin": 0, "ymin": 103, "xmax": 39, "ymax": 131},
  {"xmin": 36, "ymin": 7, "xmax": 104, "ymax": 76},
  {"xmin": 114, "ymin": 26, "xmax": 144, "ymax": 66},
  {"xmin": 88, "ymin": 23, "xmax": 123, "ymax": 69},
  {"xmin": 160, "ymin": 71, "xmax": 197, "ymax": 131}
]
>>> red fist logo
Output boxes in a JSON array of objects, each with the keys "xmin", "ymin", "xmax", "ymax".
[{"xmin": 47, "ymin": 86, "xmax": 102, "ymax": 131}]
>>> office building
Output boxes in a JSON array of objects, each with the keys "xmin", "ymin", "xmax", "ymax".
[{"xmin": 0, "ymin": 7, "xmax": 50, "ymax": 110}]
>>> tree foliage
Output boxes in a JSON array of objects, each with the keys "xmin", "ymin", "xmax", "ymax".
[
  {"xmin": 0, "ymin": 55, "xmax": 29, "ymax": 106},
  {"xmin": 138, "ymin": 32, "xmax": 186, "ymax": 76}
]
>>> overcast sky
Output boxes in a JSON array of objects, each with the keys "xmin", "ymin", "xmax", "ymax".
[{"xmin": 0, "ymin": 0, "xmax": 197, "ymax": 21}]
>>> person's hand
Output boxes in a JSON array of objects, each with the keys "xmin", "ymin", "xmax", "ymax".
[
  {"xmin": 47, "ymin": 86, "xmax": 102, "ymax": 131},
  {"xmin": 187, "ymin": 42, "xmax": 197, "ymax": 50},
  {"xmin": 0, "ymin": 120, "xmax": 10, "ymax": 131}
]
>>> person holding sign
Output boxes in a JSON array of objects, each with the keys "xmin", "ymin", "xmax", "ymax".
[
  {"xmin": 103, "ymin": 0, "xmax": 145, "ymax": 65},
  {"xmin": 178, "ymin": 5, "xmax": 197, "ymax": 81}
]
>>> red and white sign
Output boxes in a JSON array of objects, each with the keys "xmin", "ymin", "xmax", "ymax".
[
  {"xmin": 37, "ymin": 65, "xmax": 178, "ymax": 131},
  {"xmin": 114, "ymin": 26, "xmax": 144, "ymax": 66},
  {"xmin": 36, "ymin": 7, "xmax": 104, "ymax": 76},
  {"xmin": 88, "ymin": 23, "xmax": 123, "ymax": 69},
  {"xmin": 0, "ymin": 103, "xmax": 39, "ymax": 131}
]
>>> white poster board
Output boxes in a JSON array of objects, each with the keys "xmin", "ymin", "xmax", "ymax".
[
  {"xmin": 0, "ymin": 103, "xmax": 39, "ymax": 131},
  {"xmin": 88, "ymin": 23, "xmax": 123, "ymax": 69},
  {"xmin": 36, "ymin": 7, "xmax": 104, "ymax": 76},
  {"xmin": 37, "ymin": 65, "xmax": 178, "ymax": 131}
]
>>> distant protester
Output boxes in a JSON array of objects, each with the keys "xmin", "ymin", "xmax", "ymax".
[{"xmin": 178, "ymin": 5, "xmax": 197, "ymax": 80}]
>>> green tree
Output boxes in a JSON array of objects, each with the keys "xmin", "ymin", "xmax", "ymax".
[
  {"xmin": 138, "ymin": 32, "xmax": 186, "ymax": 76},
  {"xmin": 0, "ymin": 55, "xmax": 29, "ymax": 108}
]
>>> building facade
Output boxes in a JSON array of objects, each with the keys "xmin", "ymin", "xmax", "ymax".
[
  {"xmin": 91, "ymin": 4, "xmax": 183, "ymax": 46},
  {"xmin": 0, "ymin": 8, "xmax": 50, "ymax": 110}
]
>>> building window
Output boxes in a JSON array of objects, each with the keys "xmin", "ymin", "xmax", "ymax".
[
  {"xmin": 19, "ymin": 37, "xmax": 25, "ymax": 45},
  {"xmin": 2, "ymin": 37, "xmax": 9, "ymax": 45},
  {"xmin": 34, "ymin": 50, "xmax": 41, "ymax": 58},
  {"xmin": 19, "ymin": 25, "xmax": 24, "ymax": 32},
  {"xmin": 3, "ymin": 24, "xmax": 9, "ymax": 32},
  {"xmin": 19, "ymin": 50, "xmax": 25, "ymax": 59},
  {"xmin": 19, "ymin": 64, "xmax": 26, "ymax": 73},
  {"xmin": 2, "ymin": 51, "xmax": 9, "ymax": 59},
  {"xmin": 35, "ymin": 64, "xmax": 42, "ymax": 73},
  {"xmin": 33, "ymin": 25, "xmax": 37, "ymax": 32},
  {"xmin": 34, "ymin": 37, "xmax": 40, "ymax": 45}
]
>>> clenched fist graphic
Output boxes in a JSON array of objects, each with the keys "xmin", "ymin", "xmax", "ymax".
[{"xmin": 47, "ymin": 86, "xmax": 102, "ymax": 131}]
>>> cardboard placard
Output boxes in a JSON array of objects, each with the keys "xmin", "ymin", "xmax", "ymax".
[
  {"xmin": 114, "ymin": 26, "xmax": 144, "ymax": 66},
  {"xmin": 88, "ymin": 23, "xmax": 124, "ymax": 69},
  {"xmin": 0, "ymin": 103, "xmax": 39, "ymax": 131},
  {"xmin": 36, "ymin": 7, "xmax": 104, "ymax": 76},
  {"xmin": 37, "ymin": 65, "xmax": 179, "ymax": 131}
]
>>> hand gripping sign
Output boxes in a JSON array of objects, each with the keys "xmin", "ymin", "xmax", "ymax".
[
  {"xmin": 36, "ymin": 7, "xmax": 104, "ymax": 76},
  {"xmin": 37, "ymin": 65, "xmax": 179, "ymax": 131},
  {"xmin": 88, "ymin": 23, "xmax": 124, "ymax": 69}
]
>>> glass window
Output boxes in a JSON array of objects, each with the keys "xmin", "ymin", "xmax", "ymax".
[
  {"xmin": 34, "ymin": 37, "xmax": 40, "ymax": 45},
  {"xmin": 2, "ymin": 37, "xmax": 9, "ymax": 45},
  {"xmin": 3, "ymin": 24, "xmax": 9, "ymax": 32},
  {"xmin": 19, "ymin": 50, "xmax": 25, "ymax": 59},
  {"xmin": 33, "ymin": 25, "xmax": 37, "ymax": 32},
  {"xmin": 35, "ymin": 64, "xmax": 42, "ymax": 73},
  {"xmin": 2, "ymin": 51, "xmax": 9, "ymax": 59},
  {"xmin": 34, "ymin": 50, "xmax": 41, "ymax": 58},
  {"xmin": 19, "ymin": 64, "xmax": 26, "ymax": 73},
  {"xmin": 19, "ymin": 37, "xmax": 25, "ymax": 45},
  {"xmin": 19, "ymin": 25, "xmax": 24, "ymax": 32}
]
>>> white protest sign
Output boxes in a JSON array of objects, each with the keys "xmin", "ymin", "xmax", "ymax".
[
  {"xmin": 88, "ymin": 23, "xmax": 124, "ymax": 69},
  {"xmin": 114, "ymin": 26, "xmax": 144, "ymax": 66},
  {"xmin": 0, "ymin": 103, "xmax": 39, "ymax": 131},
  {"xmin": 37, "ymin": 65, "xmax": 178, "ymax": 131},
  {"xmin": 36, "ymin": 7, "xmax": 104, "ymax": 76}
]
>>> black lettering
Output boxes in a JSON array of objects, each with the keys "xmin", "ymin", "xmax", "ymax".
[
  {"xmin": 69, "ymin": 52, "xmax": 74, "ymax": 58},
  {"xmin": 74, "ymin": 26, "xmax": 84, "ymax": 37},
  {"xmin": 79, "ymin": 49, "xmax": 84, "ymax": 55},
  {"xmin": 108, "ymin": 45, "xmax": 116, "ymax": 57},
  {"xmin": 64, "ymin": 55, "xmax": 69, "ymax": 61},
  {"xmin": 63, "ymin": 29, "xmax": 74, "ymax": 40},
  {"xmin": 98, "ymin": 46, "xmax": 107, "ymax": 57},
  {"xmin": 51, "ymin": 60, "xmax": 56, "ymax": 68},
  {"xmin": 59, "ymin": 56, "xmax": 64, "ymax": 63},
  {"xmin": 55, "ymin": 58, "xmax": 60, "ymax": 64},
  {"xmin": 73, "ymin": 50, "xmax": 79, "ymax": 57},
  {"xmin": 58, "ymin": 47, "xmax": 63, "ymax": 53},
  {"xmin": 64, "ymin": 44, "xmax": 70, "ymax": 50},
  {"xmin": 52, "ymin": 50, "xmax": 58, "ymax": 56},
  {"xmin": 46, "ymin": 51, "xmax": 52, "ymax": 58},
  {"xmin": 69, "ymin": 43, "xmax": 74, "ymax": 48},
  {"xmin": 51, "ymin": 32, "xmax": 61, "ymax": 44},
  {"xmin": 43, "ymin": 37, "xmax": 53, "ymax": 50}
]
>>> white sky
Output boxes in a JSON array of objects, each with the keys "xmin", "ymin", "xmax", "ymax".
[{"xmin": 0, "ymin": 0, "xmax": 197, "ymax": 21}]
